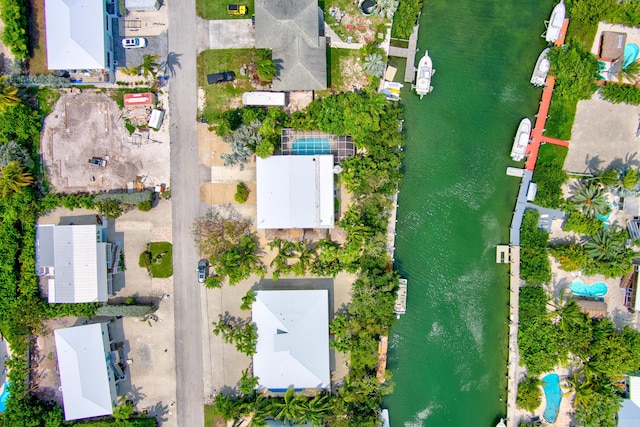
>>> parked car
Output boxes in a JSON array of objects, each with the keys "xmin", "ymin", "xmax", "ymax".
[
  {"xmin": 88, "ymin": 157, "xmax": 107, "ymax": 167},
  {"xmin": 122, "ymin": 37, "xmax": 147, "ymax": 49},
  {"xmin": 227, "ymin": 4, "xmax": 247, "ymax": 15},
  {"xmin": 197, "ymin": 259, "xmax": 209, "ymax": 283},
  {"xmin": 207, "ymin": 71, "xmax": 236, "ymax": 84}
]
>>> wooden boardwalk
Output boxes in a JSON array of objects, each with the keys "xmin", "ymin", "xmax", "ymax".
[{"xmin": 387, "ymin": 24, "xmax": 420, "ymax": 83}]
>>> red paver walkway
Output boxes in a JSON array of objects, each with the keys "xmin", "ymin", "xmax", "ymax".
[{"xmin": 540, "ymin": 136, "xmax": 569, "ymax": 147}]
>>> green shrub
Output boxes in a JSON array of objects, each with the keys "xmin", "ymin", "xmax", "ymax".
[
  {"xmin": 516, "ymin": 376, "xmax": 543, "ymax": 412},
  {"xmin": 139, "ymin": 251, "xmax": 152, "ymax": 269},
  {"xmin": 601, "ymin": 83, "xmax": 640, "ymax": 105},
  {"xmin": 563, "ymin": 210, "xmax": 604, "ymax": 235},
  {"xmin": 234, "ymin": 182, "xmax": 250, "ymax": 204},
  {"xmin": 96, "ymin": 200, "xmax": 124, "ymax": 219},
  {"xmin": 0, "ymin": 0, "xmax": 29, "ymax": 59},
  {"xmin": 95, "ymin": 305, "xmax": 157, "ymax": 318},
  {"xmin": 390, "ymin": 0, "xmax": 422, "ymax": 39},
  {"xmin": 532, "ymin": 144, "xmax": 568, "ymax": 208},
  {"xmin": 138, "ymin": 200, "xmax": 153, "ymax": 211},
  {"xmin": 94, "ymin": 190, "xmax": 154, "ymax": 204},
  {"xmin": 520, "ymin": 211, "xmax": 551, "ymax": 285}
]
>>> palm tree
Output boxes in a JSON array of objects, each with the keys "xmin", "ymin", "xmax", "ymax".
[
  {"xmin": 257, "ymin": 59, "xmax": 277, "ymax": 82},
  {"xmin": 120, "ymin": 66, "xmax": 140, "ymax": 76},
  {"xmin": 0, "ymin": 76, "xmax": 20, "ymax": 111},
  {"xmin": 566, "ymin": 372, "xmax": 596, "ymax": 408},
  {"xmin": 272, "ymin": 388, "xmax": 306, "ymax": 424},
  {"xmin": 369, "ymin": 0, "xmax": 399, "ymax": 19},
  {"xmin": 303, "ymin": 392, "xmax": 335, "ymax": 426},
  {"xmin": 595, "ymin": 168, "xmax": 619, "ymax": 187},
  {"xmin": 139, "ymin": 54, "xmax": 161, "ymax": 78},
  {"xmin": 548, "ymin": 289, "xmax": 585, "ymax": 333},
  {"xmin": 291, "ymin": 240, "xmax": 316, "ymax": 276},
  {"xmin": 618, "ymin": 59, "xmax": 640, "ymax": 84},
  {"xmin": 0, "ymin": 160, "xmax": 33, "ymax": 198},
  {"xmin": 572, "ymin": 181, "xmax": 609, "ymax": 217},
  {"xmin": 584, "ymin": 229, "xmax": 625, "ymax": 262},
  {"xmin": 621, "ymin": 167, "xmax": 639, "ymax": 190},
  {"xmin": 363, "ymin": 53, "xmax": 386, "ymax": 78}
]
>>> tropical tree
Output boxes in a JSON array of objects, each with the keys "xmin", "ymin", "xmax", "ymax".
[
  {"xmin": 566, "ymin": 372, "xmax": 596, "ymax": 408},
  {"xmin": 240, "ymin": 289, "xmax": 256, "ymax": 310},
  {"xmin": 291, "ymin": 240, "xmax": 317, "ymax": 276},
  {"xmin": 0, "ymin": 160, "xmax": 33, "ymax": 198},
  {"xmin": 584, "ymin": 229, "xmax": 626, "ymax": 262},
  {"xmin": 271, "ymin": 388, "xmax": 306, "ymax": 424},
  {"xmin": 369, "ymin": 0, "xmax": 399, "ymax": 19},
  {"xmin": 256, "ymin": 59, "xmax": 277, "ymax": 82},
  {"xmin": 516, "ymin": 375, "xmax": 542, "ymax": 412},
  {"xmin": 303, "ymin": 392, "xmax": 335, "ymax": 425},
  {"xmin": 571, "ymin": 181, "xmax": 609, "ymax": 217},
  {"xmin": 363, "ymin": 53, "xmax": 386, "ymax": 78},
  {"xmin": 595, "ymin": 168, "xmax": 619, "ymax": 186},
  {"xmin": 212, "ymin": 394, "xmax": 243, "ymax": 425},
  {"xmin": 547, "ymin": 289, "xmax": 585, "ymax": 334},
  {"xmin": 0, "ymin": 76, "xmax": 21, "ymax": 111},
  {"xmin": 243, "ymin": 392, "xmax": 270, "ymax": 427},
  {"xmin": 120, "ymin": 66, "xmax": 140, "ymax": 76},
  {"xmin": 0, "ymin": 140, "xmax": 33, "ymax": 168},
  {"xmin": 139, "ymin": 54, "xmax": 161, "ymax": 78},
  {"xmin": 618, "ymin": 59, "xmax": 640, "ymax": 84},
  {"xmin": 238, "ymin": 368, "xmax": 259, "ymax": 394}
]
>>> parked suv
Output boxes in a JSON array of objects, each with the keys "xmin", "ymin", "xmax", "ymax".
[
  {"xmin": 207, "ymin": 71, "xmax": 235, "ymax": 84},
  {"xmin": 122, "ymin": 37, "xmax": 147, "ymax": 49},
  {"xmin": 197, "ymin": 259, "xmax": 209, "ymax": 283}
]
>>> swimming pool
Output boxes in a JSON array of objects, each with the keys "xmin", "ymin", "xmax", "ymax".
[
  {"xmin": 597, "ymin": 211, "xmax": 611, "ymax": 229},
  {"xmin": 0, "ymin": 381, "xmax": 11, "ymax": 412},
  {"xmin": 570, "ymin": 279, "xmax": 608, "ymax": 297},
  {"xmin": 292, "ymin": 138, "xmax": 331, "ymax": 155},
  {"xmin": 542, "ymin": 373, "xmax": 561, "ymax": 423},
  {"xmin": 624, "ymin": 43, "xmax": 639, "ymax": 68}
]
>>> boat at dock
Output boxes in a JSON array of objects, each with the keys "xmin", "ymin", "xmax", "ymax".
[
  {"xmin": 380, "ymin": 409, "xmax": 390, "ymax": 427},
  {"xmin": 530, "ymin": 48, "xmax": 550, "ymax": 86},
  {"xmin": 510, "ymin": 118, "xmax": 531, "ymax": 162},
  {"xmin": 394, "ymin": 278, "xmax": 407, "ymax": 318},
  {"xmin": 543, "ymin": 0, "xmax": 565, "ymax": 43},
  {"xmin": 412, "ymin": 51, "xmax": 434, "ymax": 99},
  {"xmin": 496, "ymin": 418, "xmax": 506, "ymax": 427}
]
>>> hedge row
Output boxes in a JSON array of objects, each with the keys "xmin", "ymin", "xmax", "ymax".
[{"xmin": 0, "ymin": 0, "xmax": 29, "ymax": 59}]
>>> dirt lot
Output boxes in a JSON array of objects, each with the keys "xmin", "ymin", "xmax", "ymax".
[
  {"xmin": 34, "ymin": 203, "xmax": 177, "ymax": 426},
  {"xmin": 41, "ymin": 91, "xmax": 170, "ymax": 193}
]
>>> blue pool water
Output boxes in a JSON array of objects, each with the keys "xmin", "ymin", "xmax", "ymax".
[
  {"xmin": 542, "ymin": 374, "xmax": 561, "ymax": 423},
  {"xmin": 624, "ymin": 43, "xmax": 639, "ymax": 68},
  {"xmin": 0, "ymin": 381, "xmax": 10, "ymax": 412},
  {"xmin": 597, "ymin": 211, "xmax": 611, "ymax": 229},
  {"xmin": 570, "ymin": 280, "xmax": 608, "ymax": 297},
  {"xmin": 292, "ymin": 138, "xmax": 331, "ymax": 155}
]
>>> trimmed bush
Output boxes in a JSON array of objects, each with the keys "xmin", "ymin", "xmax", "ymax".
[
  {"xmin": 234, "ymin": 182, "xmax": 250, "ymax": 204},
  {"xmin": 601, "ymin": 83, "xmax": 640, "ymax": 105},
  {"xmin": 0, "ymin": 0, "xmax": 29, "ymax": 59},
  {"xmin": 94, "ymin": 190, "xmax": 154, "ymax": 204},
  {"xmin": 95, "ymin": 304, "xmax": 156, "ymax": 317},
  {"xmin": 138, "ymin": 200, "xmax": 152, "ymax": 211},
  {"xmin": 139, "ymin": 251, "xmax": 152, "ymax": 269}
]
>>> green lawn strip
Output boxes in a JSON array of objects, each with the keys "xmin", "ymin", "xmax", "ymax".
[
  {"xmin": 566, "ymin": 19, "xmax": 598, "ymax": 48},
  {"xmin": 326, "ymin": 47, "xmax": 356, "ymax": 91},
  {"xmin": 196, "ymin": 0, "xmax": 254, "ymax": 20},
  {"xmin": 197, "ymin": 49, "xmax": 259, "ymax": 121},
  {"xmin": 387, "ymin": 56, "xmax": 407, "ymax": 83},
  {"xmin": 204, "ymin": 405, "xmax": 217, "ymax": 426},
  {"xmin": 544, "ymin": 96, "xmax": 577, "ymax": 141},
  {"xmin": 149, "ymin": 241, "xmax": 173, "ymax": 278},
  {"xmin": 533, "ymin": 143, "xmax": 568, "ymax": 209}
]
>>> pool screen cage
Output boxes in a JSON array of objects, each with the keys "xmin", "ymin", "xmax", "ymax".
[{"xmin": 280, "ymin": 129, "xmax": 356, "ymax": 163}]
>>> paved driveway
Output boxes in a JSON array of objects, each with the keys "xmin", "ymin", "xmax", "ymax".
[
  {"xmin": 115, "ymin": 32, "xmax": 169, "ymax": 68},
  {"xmin": 197, "ymin": 18, "xmax": 255, "ymax": 52}
]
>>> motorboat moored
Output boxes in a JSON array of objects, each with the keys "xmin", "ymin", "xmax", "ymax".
[
  {"xmin": 543, "ymin": 0, "xmax": 565, "ymax": 43},
  {"xmin": 531, "ymin": 48, "xmax": 551, "ymax": 86},
  {"xmin": 511, "ymin": 118, "xmax": 532, "ymax": 162},
  {"xmin": 413, "ymin": 50, "xmax": 434, "ymax": 99},
  {"xmin": 394, "ymin": 278, "xmax": 407, "ymax": 318}
]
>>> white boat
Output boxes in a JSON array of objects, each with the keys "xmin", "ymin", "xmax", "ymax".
[
  {"xmin": 413, "ymin": 50, "xmax": 434, "ymax": 99},
  {"xmin": 511, "ymin": 118, "xmax": 531, "ymax": 162},
  {"xmin": 530, "ymin": 48, "xmax": 550, "ymax": 86},
  {"xmin": 496, "ymin": 419, "xmax": 506, "ymax": 427},
  {"xmin": 543, "ymin": 0, "xmax": 565, "ymax": 43},
  {"xmin": 380, "ymin": 409, "xmax": 390, "ymax": 427},
  {"xmin": 381, "ymin": 81, "xmax": 404, "ymax": 101},
  {"xmin": 394, "ymin": 278, "xmax": 407, "ymax": 318}
]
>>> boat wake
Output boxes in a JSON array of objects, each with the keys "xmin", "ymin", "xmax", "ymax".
[{"xmin": 404, "ymin": 403, "xmax": 439, "ymax": 427}]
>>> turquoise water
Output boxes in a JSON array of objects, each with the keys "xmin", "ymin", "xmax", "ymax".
[
  {"xmin": 570, "ymin": 280, "xmax": 608, "ymax": 297},
  {"xmin": 542, "ymin": 373, "xmax": 561, "ymax": 423},
  {"xmin": 0, "ymin": 381, "xmax": 10, "ymax": 412},
  {"xmin": 624, "ymin": 43, "xmax": 639, "ymax": 67},
  {"xmin": 292, "ymin": 138, "xmax": 331, "ymax": 155},
  {"xmin": 384, "ymin": 0, "xmax": 556, "ymax": 425},
  {"xmin": 597, "ymin": 211, "xmax": 611, "ymax": 228}
]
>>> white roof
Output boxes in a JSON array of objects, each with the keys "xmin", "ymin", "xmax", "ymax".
[
  {"xmin": 256, "ymin": 155, "xmax": 334, "ymax": 229},
  {"xmin": 242, "ymin": 92, "xmax": 287, "ymax": 106},
  {"xmin": 45, "ymin": 0, "xmax": 107, "ymax": 70},
  {"xmin": 620, "ymin": 376, "xmax": 640, "ymax": 427},
  {"xmin": 37, "ymin": 224, "xmax": 108, "ymax": 303},
  {"xmin": 253, "ymin": 290, "xmax": 330, "ymax": 390},
  {"xmin": 54, "ymin": 323, "xmax": 116, "ymax": 421}
]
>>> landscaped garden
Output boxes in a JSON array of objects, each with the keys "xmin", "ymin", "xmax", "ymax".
[{"xmin": 139, "ymin": 241, "xmax": 173, "ymax": 278}]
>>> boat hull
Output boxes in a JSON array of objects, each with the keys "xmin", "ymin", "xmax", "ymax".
[
  {"xmin": 414, "ymin": 51, "xmax": 433, "ymax": 99},
  {"xmin": 544, "ymin": 1, "xmax": 565, "ymax": 43},
  {"xmin": 531, "ymin": 48, "xmax": 551, "ymax": 86},
  {"xmin": 510, "ymin": 118, "xmax": 532, "ymax": 162}
]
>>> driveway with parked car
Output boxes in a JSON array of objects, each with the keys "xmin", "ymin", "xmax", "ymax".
[{"xmin": 115, "ymin": 32, "xmax": 169, "ymax": 68}]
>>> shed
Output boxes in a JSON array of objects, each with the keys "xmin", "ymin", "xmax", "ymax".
[
  {"xmin": 148, "ymin": 109, "xmax": 165, "ymax": 129},
  {"xmin": 124, "ymin": 0, "xmax": 160, "ymax": 12},
  {"xmin": 600, "ymin": 31, "xmax": 627, "ymax": 61},
  {"xmin": 575, "ymin": 299, "xmax": 607, "ymax": 318},
  {"xmin": 123, "ymin": 92, "xmax": 156, "ymax": 107},
  {"xmin": 242, "ymin": 91, "xmax": 287, "ymax": 106}
]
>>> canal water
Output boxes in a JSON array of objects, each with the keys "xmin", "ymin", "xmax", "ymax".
[{"xmin": 385, "ymin": 0, "xmax": 555, "ymax": 425}]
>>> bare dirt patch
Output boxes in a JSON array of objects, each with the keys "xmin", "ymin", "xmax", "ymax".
[{"xmin": 338, "ymin": 56, "xmax": 369, "ymax": 92}]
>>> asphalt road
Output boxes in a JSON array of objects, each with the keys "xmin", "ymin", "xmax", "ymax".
[{"xmin": 167, "ymin": 0, "xmax": 204, "ymax": 426}]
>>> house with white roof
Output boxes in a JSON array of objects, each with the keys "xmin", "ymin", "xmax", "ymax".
[
  {"xmin": 256, "ymin": 155, "xmax": 334, "ymax": 229},
  {"xmin": 54, "ymin": 323, "xmax": 119, "ymax": 421},
  {"xmin": 44, "ymin": 0, "xmax": 117, "ymax": 71},
  {"xmin": 252, "ymin": 289, "xmax": 330, "ymax": 391},
  {"xmin": 620, "ymin": 376, "xmax": 640, "ymax": 426},
  {"xmin": 36, "ymin": 223, "xmax": 115, "ymax": 303}
]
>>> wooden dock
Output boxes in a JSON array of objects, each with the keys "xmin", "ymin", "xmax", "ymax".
[{"xmin": 387, "ymin": 23, "xmax": 420, "ymax": 83}]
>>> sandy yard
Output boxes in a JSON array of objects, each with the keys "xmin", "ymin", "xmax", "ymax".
[
  {"xmin": 41, "ymin": 91, "xmax": 170, "ymax": 193},
  {"xmin": 34, "ymin": 203, "xmax": 177, "ymax": 426},
  {"xmin": 564, "ymin": 93, "xmax": 640, "ymax": 174}
]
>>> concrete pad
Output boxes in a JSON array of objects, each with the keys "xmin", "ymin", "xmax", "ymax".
[
  {"xmin": 199, "ymin": 183, "xmax": 256, "ymax": 205},
  {"xmin": 211, "ymin": 165, "xmax": 256, "ymax": 183},
  {"xmin": 205, "ymin": 19, "xmax": 255, "ymax": 50},
  {"xmin": 198, "ymin": 124, "xmax": 231, "ymax": 167},
  {"xmin": 565, "ymin": 94, "xmax": 640, "ymax": 174}
]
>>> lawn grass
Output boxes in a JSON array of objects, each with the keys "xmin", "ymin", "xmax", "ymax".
[
  {"xmin": 149, "ymin": 241, "xmax": 173, "ymax": 278},
  {"xmin": 387, "ymin": 56, "xmax": 406, "ymax": 83},
  {"xmin": 33, "ymin": 88, "xmax": 61, "ymax": 116},
  {"xmin": 533, "ymin": 144, "xmax": 569, "ymax": 209},
  {"xmin": 27, "ymin": 0, "xmax": 50, "ymax": 75},
  {"xmin": 204, "ymin": 405, "xmax": 218, "ymax": 427},
  {"xmin": 566, "ymin": 19, "xmax": 598, "ymax": 48},
  {"xmin": 326, "ymin": 47, "xmax": 355, "ymax": 90},
  {"xmin": 544, "ymin": 96, "xmax": 578, "ymax": 141},
  {"xmin": 197, "ymin": 49, "xmax": 261, "ymax": 122},
  {"xmin": 196, "ymin": 0, "xmax": 254, "ymax": 20}
]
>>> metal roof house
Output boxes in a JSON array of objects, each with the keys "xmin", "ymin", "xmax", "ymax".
[
  {"xmin": 44, "ymin": 0, "xmax": 117, "ymax": 71},
  {"xmin": 253, "ymin": 290, "xmax": 330, "ymax": 391},
  {"xmin": 255, "ymin": 0, "xmax": 327, "ymax": 91},
  {"xmin": 54, "ymin": 323, "xmax": 118, "ymax": 421},
  {"xmin": 256, "ymin": 155, "xmax": 334, "ymax": 229},
  {"xmin": 620, "ymin": 376, "xmax": 640, "ymax": 427},
  {"xmin": 36, "ymin": 224, "xmax": 114, "ymax": 303}
]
